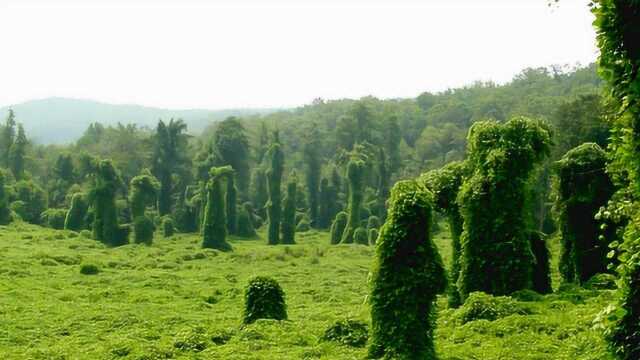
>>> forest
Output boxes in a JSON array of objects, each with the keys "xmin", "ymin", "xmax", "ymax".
[{"xmin": 2, "ymin": 0, "xmax": 640, "ymax": 359}]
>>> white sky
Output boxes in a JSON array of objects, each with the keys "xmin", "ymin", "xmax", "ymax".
[{"xmin": 0, "ymin": 0, "xmax": 597, "ymax": 109}]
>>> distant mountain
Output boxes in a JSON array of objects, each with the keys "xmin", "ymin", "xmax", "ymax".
[{"xmin": 0, "ymin": 97, "xmax": 279, "ymax": 144}]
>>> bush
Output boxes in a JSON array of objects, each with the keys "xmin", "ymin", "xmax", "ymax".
[
  {"xmin": 133, "ymin": 216, "xmax": 154, "ymax": 244},
  {"xmin": 80, "ymin": 263, "xmax": 100, "ymax": 275},
  {"xmin": 584, "ymin": 273, "xmax": 617, "ymax": 290},
  {"xmin": 64, "ymin": 193, "xmax": 88, "ymax": 231},
  {"xmin": 353, "ymin": 227, "xmax": 368, "ymax": 245},
  {"xmin": 11, "ymin": 180, "xmax": 47, "ymax": 224},
  {"xmin": 453, "ymin": 292, "xmax": 531, "ymax": 325},
  {"xmin": 237, "ymin": 203, "xmax": 256, "ymax": 238},
  {"xmin": 41, "ymin": 208, "xmax": 67, "ymax": 230},
  {"xmin": 329, "ymin": 212, "xmax": 348, "ymax": 245},
  {"xmin": 243, "ymin": 276, "xmax": 287, "ymax": 324},
  {"xmin": 162, "ymin": 216, "xmax": 175, "ymax": 238},
  {"xmin": 321, "ymin": 319, "xmax": 369, "ymax": 348}
]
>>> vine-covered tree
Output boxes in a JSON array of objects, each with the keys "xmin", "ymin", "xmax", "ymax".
[
  {"xmin": 237, "ymin": 202, "xmax": 257, "ymax": 238},
  {"xmin": 330, "ymin": 211, "xmax": 348, "ymax": 245},
  {"xmin": 0, "ymin": 170, "xmax": 11, "ymax": 225},
  {"xmin": 421, "ymin": 160, "xmax": 466, "ymax": 307},
  {"xmin": 214, "ymin": 117, "xmax": 250, "ymax": 195},
  {"xmin": 226, "ymin": 173, "xmax": 238, "ymax": 235},
  {"xmin": 303, "ymin": 124, "xmax": 322, "ymax": 227},
  {"xmin": 89, "ymin": 159, "xmax": 128, "ymax": 246},
  {"xmin": 64, "ymin": 192, "xmax": 88, "ymax": 231},
  {"xmin": 317, "ymin": 177, "xmax": 332, "ymax": 229},
  {"xmin": 202, "ymin": 166, "xmax": 233, "ymax": 251},
  {"xmin": 281, "ymin": 173, "xmax": 297, "ymax": 245},
  {"xmin": 368, "ymin": 180, "xmax": 446, "ymax": 359},
  {"xmin": 130, "ymin": 172, "xmax": 160, "ymax": 244},
  {"xmin": 266, "ymin": 132, "xmax": 284, "ymax": 245},
  {"xmin": 250, "ymin": 166, "xmax": 268, "ymax": 219},
  {"xmin": 340, "ymin": 157, "xmax": 365, "ymax": 244},
  {"xmin": 457, "ymin": 117, "xmax": 551, "ymax": 300},
  {"xmin": 152, "ymin": 119, "xmax": 189, "ymax": 216},
  {"xmin": 1, "ymin": 109, "xmax": 15, "ymax": 168}
]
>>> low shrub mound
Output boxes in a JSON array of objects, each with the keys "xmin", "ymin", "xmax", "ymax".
[
  {"xmin": 584, "ymin": 273, "xmax": 617, "ymax": 290},
  {"xmin": 133, "ymin": 216, "xmax": 154, "ymax": 244},
  {"xmin": 321, "ymin": 319, "xmax": 368, "ymax": 348},
  {"xmin": 173, "ymin": 326, "xmax": 208, "ymax": 352},
  {"xmin": 353, "ymin": 227, "xmax": 368, "ymax": 245},
  {"xmin": 243, "ymin": 276, "xmax": 287, "ymax": 324},
  {"xmin": 79, "ymin": 263, "xmax": 100, "ymax": 275},
  {"xmin": 454, "ymin": 292, "xmax": 532, "ymax": 324},
  {"xmin": 162, "ymin": 216, "xmax": 175, "ymax": 238}
]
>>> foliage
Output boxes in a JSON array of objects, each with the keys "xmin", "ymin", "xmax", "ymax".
[
  {"xmin": 453, "ymin": 292, "xmax": 532, "ymax": 325},
  {"xmin": 64, "ymin": 192, "xmax": 88, "ymax": 231},
  {"xmin": 554, "ymin": 143, "xmax": 615, "ymax": 284},
  {"xmin": 368, "ymin": 228, "xmax": 379, "ymax": 245},
  {"xmin": 321, "ymin": 319, "xmax": 369, "ymax": 348},
  {"xmin": 243, "ymin": 276, "xmax": 287, "ymax": 325},
  {"xmin": 9, "ymin": 124, "xmax": 27, "ymax": 180},
  {"xmin": 133, "ymin": 216, "xmax": 155, "ymax": 245},
  {"xmin": 213, "ymin": 117, "xmax": 251, "ymax": 194},
  {"xmin": 457, "ymin": 117, "xmax": 551, "ymax": 300},
  {"xmin": 368, "ymin": 180, "xmax": 446, "ymax": 360},
  {"xmin": 79, "ymin": 263, "xmax": 100, "ymax": 275},
  {"xmin": 303, "ymin": 124, "xmax": 322, "ymax": 227},
  {"xmin": 0, "ymin": 169, "xmax": 11, "ymax": 225},
  {"xmin": 88, "ymin": 159, "xmax": 128, "ymax": 246},
  {"xmin": 40, "ymin": 208, "xmax": 67, "ymax": 230},
  {"xmin": 162, "ymin": 216, "xmax": 175, "ymax": 238},
  {"xmin": 330, "ymin": 211, "xmax": 348, "ymax": 245},
  {"xmin": 266, "ymin": 133, "xmax": 284, "ymax": 245},
  {"xmin": 353, "ymin": 227, "xmax": 368, "ymax": 246},
  {"xmin": 130, "ymin": 172, "xmax": 160, "ymax": 244},
  {"xmin": 237, "ymin": 202, "xmax": 257, "ymax": 238},
  {"xmin": 340, "ymin": 158, "xmax": 365, "ymax": 244},
  {"xmin": 530, "ymin": 231, "xmax": 552, "ymax": 294},
  {"xmin": 280, "ymin": 174, "xmax": 297, "ymax": 245},
  {"xmin": 226, "ymin": 174, "xmax": 238, "ymax": 235},
  {"xmin": 11, "ymin": 180, "xmax": 47, "ymax": 224},
  {"xmin": 421, "ymin": 160, "xmax": 467, "ymax": 307},
  {"xmin": 152, "ymin": 119, "xmax": 190, "ymax": 216},
  {"xmin": 202, "ymin": 166, "xmax": 233, "ymax": 251}
]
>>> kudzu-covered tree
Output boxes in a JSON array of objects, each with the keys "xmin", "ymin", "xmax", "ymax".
[
  {"xmin": 368, "ymin": 180, "xmax": 446, "ymax": 360},
  {"xmin": 64, "ymin": 192, "xmax": 88, "ymax": 231},
  {"xmin": 457, "ymin": 117, "xmax": 551, "ymax": 300},
  {"xmin": 237, "ymin": 202, "xmax": 257, "ymax": 238},
  {"xmin": 251, "ymin": 167, "xmax": 268, "ymax": 218},
  {"xmin": 152, "ymin": 119, "xmax": 189, "ymax": 216},
  {"xmin": 0, "ymin": 170, "xmax": 11, "ymax": 225},
  {"xmin": 330, "ymin": 211, "xmax": 348, "ymax": 245},
  {"xmin": 340, "ymin": 158, "xmax": 365, "ymax": 244},
  {"xmin": 354, "ymin": 227, "xmax": 368, "ymax": 245},
  {"xmin": 130, "ymin": 172, "xmax": 160, "ymax": 244},
  {"xmin": 317, "ymin": 177, "xmax": 332, "ymax": 229},
  {"xmin": 266, "ymin": 132, "xmax": 284, "ymax": 245},
  {"xmin": 202, "ymin": 166, "xmax": 233, "ymax": 251},
  {"xmin": 213, "ymin": 117, "xmax": 251, "ymax": 195},
  {"xmin": 89, "ymin": 159, "xmax": 128, "ymax": 246},
  {"xmin": 303, "ymin": 124, "xmax": 322, "ymax": 227},
  {"xmin": 162, "ymin": 216, "xmax": 175, "ymax": 237},
  {"xmin": 421, "ymin": 160, "xmax": 467, "ymax": 307},
  {"xmin": 226, "ymin": 173, "xmax": 238, "ymax": 235},
  {"xmin": 530, "ymin": 231, "xmax": 552, "ymax": 294},
  {"xmin": 281, "ymin": 173, "xmax": 297, "ymax": 245},
  {"xmin": 554, "ymin": 143, "xmax": 615, "ymax": 284},
  {"xmin": 376, "ymin": 148, "xmax": 390, "ymax": 220}
]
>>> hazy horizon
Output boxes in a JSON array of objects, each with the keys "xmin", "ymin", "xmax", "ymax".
[{"xmin": 0, "ymin": 0, "xmax": 597, "ymax": 110}]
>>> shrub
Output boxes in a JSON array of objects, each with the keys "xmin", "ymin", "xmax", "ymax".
[
  {"xmin": 584, "ymin": 273, "xmax": 617, "ymax": 290},
  {"xmin": 243, "ymin": 276, "xmax": 287, "ymax": 324},
  {"xmin": 80, "ymin": 263, "xmax": 100, "ymax": 275},
  {"xmin": 64, "ymin": 193, "xmax": 88, "ymax": 231},
  {"xmin": 353, "ymin": 227, "xmax": 368, "ymax": 245},
  {"xmin": 11, "ymin": 180, "xmax": 47, "ymax": 224},
  {"xmin": 368, "ymin": 180, "xmax": 446, "ymax": 360},
  {"xmin": 329, "ymin": 212, "xmax": 348, "ymax": 245},
  {"xmin": 453, "ymin": 292, "xmax": 531, "ymax": 324},
  {"xmin": 162, "ymin": 216, "xmax": 175, "ymax": 237},
  {"xmin": 133, "ymin": 216, "xmax": 154, "ymax": 244},
  {"xmin": 41, "ymin": 208, "xmax": 67, "ymax": 230},
  {"xmin": 236, "ymin": 203, "xmax": 256, "ymax": 238},
  {"xmin": 321, "ymin": 319, "xmax": 368, "ymax": 348}
]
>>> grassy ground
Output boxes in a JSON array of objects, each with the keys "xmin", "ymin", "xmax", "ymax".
[{"xmin": 0, "ymin": 222, "xmax": 615, "ymax": 359}]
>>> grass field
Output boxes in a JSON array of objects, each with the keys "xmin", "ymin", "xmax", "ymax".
[{"xmin": 0, "ymin": 222, "xmax": 615, "ymax": 359}]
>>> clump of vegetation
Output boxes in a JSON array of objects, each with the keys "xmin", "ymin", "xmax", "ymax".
[
  {"xmin": 236, "ymin": 202, "xmax": 256, "ymax": 238},
  {"xmin": 421, "ymin": 160, "xmax": 467, "ymax": 307},
  {"xmin": 64, "ymin": 192, "xmax": 88, "ymax": 231},
  {"xmin": 554, "ymin": 143, "xmax": 615, "ymax": 284},
  {"xmin": 243, "ymin": 276, "xmax": 287, "ymax": 325},
  {"xmin": 41, "ymin": 208, "xmax": 67, "ymax": 230},
  {"xmin": 266, "ymin": 132, "xmax": 284, "ymax": 245},
  {"xmin": 453, "ymin": 292, "xmax": 532, "ymax": 325},
  {"xmin": 353, "ymin": 227, "xmax": 368, "ymax": 245},
  {"xmin": 530, "ymin": 231, "xmax": 552, "ymax": 294},
  {"xmin": 173, "ymin": 326, "xmax": 208, "ymax": 352},
  {"xmin": 79, "ymin": 263, "xmax": 100, "ymax": 275},
  {"xmin": 202, "ymin": 166, "xmax": 233, "ymax": 251},
  {"xmin": 321, "ymin": 319, "xmax": 368, "ymax": 348},
  {"xmin": 226, "ymin": 173, "xmax": 238, "ymax": 235},
  {"xmin": 0, "ymin": 169, "xmax": 11, "ymax": 225},
  {"xmin": 89, "ymin": 159, "xmax": 128, "ymax": 246},
  {"xmin": 368, "ymin": 180, "xmax": 446, "ymax": 360},
  {"xmin": 341, "ymin": 157, "xmax": 365, "ymax": 244},
  {"xmin": 368, "ymin": 228, "xmax": 379, "ymax": 245},
  {"xmin": 280, "ymin": 173, "xmax": 297, "ymax": 245},
  {"xmin": 330, "ymin": 212, "xmax": 348, "ymax": 245},
  {"xmin": 296, "ymin": 215, "xmax": 311, "ymax": 232},
  {"xmin": 162, "ymin": 216, "xmax": 175, "ymax": 237},
  {"xmin": 129, "ymin": 172, "xmax": 160, "ymax": 244},
  {"xmin": 457, "ymin": 118, "xmax": 551, "ymax": 300}
]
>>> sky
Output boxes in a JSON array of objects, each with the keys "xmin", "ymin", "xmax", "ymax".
[{"xmin": 0, "ymin": 0, "xmax": 598, "ymax": 110}]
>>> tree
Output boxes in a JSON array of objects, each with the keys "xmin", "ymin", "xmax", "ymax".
[
  {"xmin": 375, "ymin": 149, "xmax": 390, "ymax": 220},
  {"xmin": 130, "ymin": 172, "xmax": 160, "ymax": 244},
  {"xmin": 11, "ymin": 180, "xmax": 47, "ymax": 224},
  {"xmin": 255, "ymin": 121, "xmax": 270, "ymax": 164},
  {"xmin": 330, "ymin": 211, "xmax": 348, "ymax": 245},
  {"xmin": 64, "ymin": 193, "xmax": 88, "ymax": 231},
  {"xmin": 281, "ymin": 173, "xmax": 297, "ymax": 245},
  {"xmin": 0, "ymin": 170, "xmax": 11, "ymax": 225},
  {"xmin": 383, "ymin": 114, "xmax": 402, "ymax": 173},
  {"xmin": 303, "ymin": 124, "xmax": 322, "ymax": 227},
  {"xmin": 49, "ymin": 154, "xmax": 75, "ymax": 208},
  {"xmin": 250, "ymin": 166, "xmax": 268, "ymax": 219},
  {"xmin": 457, "ymin": 117, "xmax": 551, "ymax": 300},
  {"xmin": 88, "ymin": 159, "xmax": 128, "ymax": 246},
  {"xmin": 1, "ymin": 109, "xmax": 16, "ymax": 168},
  {"xmin": 202, "ymin": 166, "xmax": 233, "ymax": 251},
  {"xmin": 237, "ymin": 202, "xmax": 257, "ymax": 238},
  {"xmin": 152, "ymin": 119, "xmax": 189, "ymax": 216},
  {"xmin": 266, "ymin": 132, "xmax": 284, "ymax": 245},
  {"xmin": 421, "ymin": 160, "xmax": 467, "ymax": 307},
  {"xmin": 226, "ymin": 173, "xmax": 238, "ymax": 235},
  {"xmin": 368, "ymin": 180, "xmax": 446, "ymax": 359},
  {"xmin": 9, "ymin": 124, "xmax": 27, "ymax": 180},
  {"xmin": 317, "ymin": 177, "xmax": 332, "ymax": 228},
  {"xmin": 340, "ymin": 157, "xmax": 365, "ymax": 244},
  {"xmin": 214, "ymin": 117, "xmax": 251, "ymax": 195}
]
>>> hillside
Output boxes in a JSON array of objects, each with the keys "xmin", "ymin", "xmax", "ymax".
[{"xmin": 0, "ymin": 98, "xmax": 278, "ymax": 144}]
